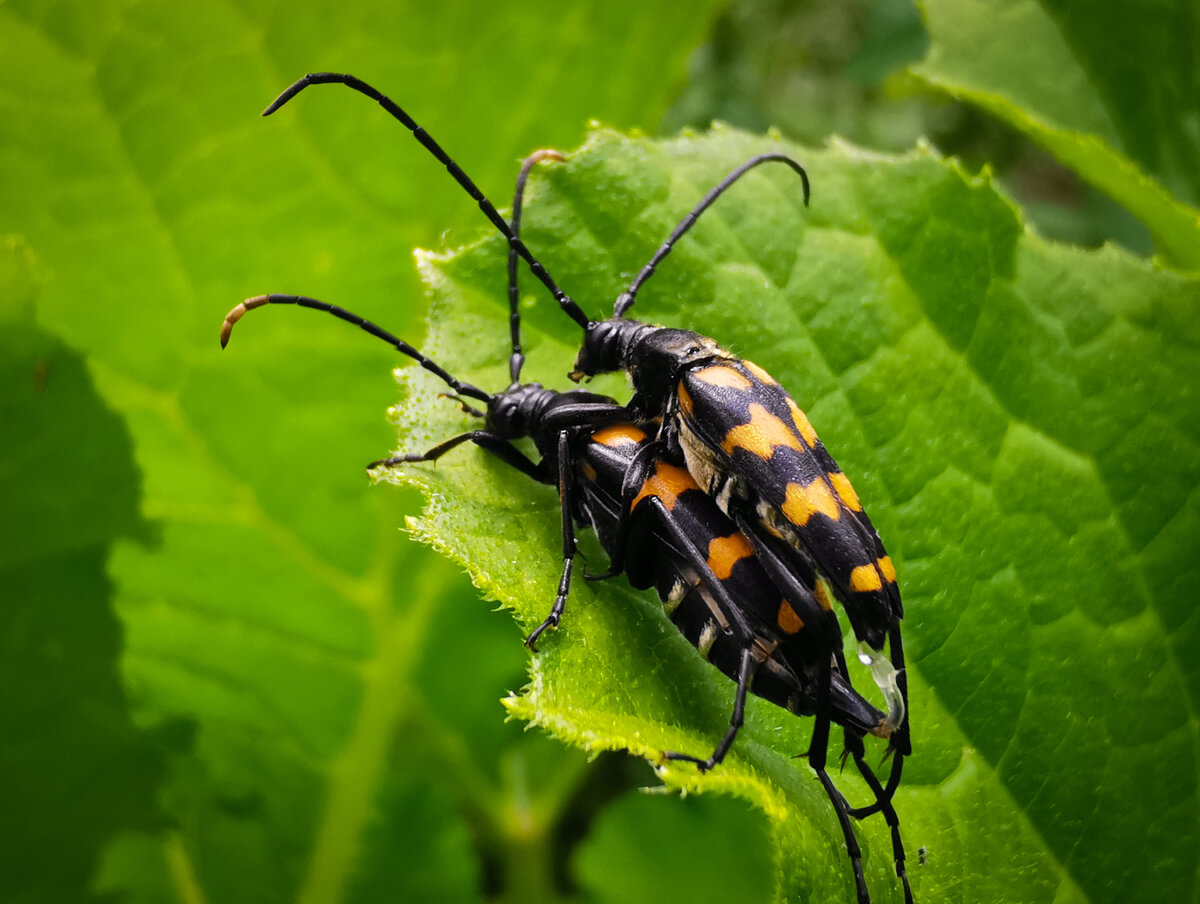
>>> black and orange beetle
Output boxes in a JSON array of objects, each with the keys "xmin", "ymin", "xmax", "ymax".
[{"xmin": 240, "ymin": 77, "xmax": 916, "ymax": 902}]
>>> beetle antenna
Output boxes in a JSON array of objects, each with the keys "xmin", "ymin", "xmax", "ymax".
[
  {"xmin": 507, "ymin": 149, "xmax": 566, "ymax": 383},
  {"xmin": 264, "ymin": 73, "xmax": 593, "ymax": 330},
  {"xmin": 614, "ymin": 153, "xmax": 811, "ymax": 317},
  {"xmin": 220, "ymin": 294, "xmax": 492, "ymax": 404}
]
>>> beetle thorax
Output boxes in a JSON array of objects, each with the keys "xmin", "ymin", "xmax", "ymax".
[
  {"xmin": 570, "ymin": 318, "xmax": 657, "ymax": 381},
  {"xmin": 628, "ymin": 328, "xmax": 723, "ymax": 416},
  {"xmin": 488, "ymin": 383, "xmax": 555, "ymax": 442}
]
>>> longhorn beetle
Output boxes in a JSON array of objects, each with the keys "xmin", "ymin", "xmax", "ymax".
[
  {"xmin": 504, "ymin": 153, "xmax": 910, "ymax": 898},
  {"xmin": 253, "ymin": 75, "xmax": 914, "ymax": 892},
  {"xmin": 222, "ymin": 144, "xmax": 913, "ymax": 903},
  {"xmin": 259, "ymin": 73, "xmax": 909, "ymax": 810}
]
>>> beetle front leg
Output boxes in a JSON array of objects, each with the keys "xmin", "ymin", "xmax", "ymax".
[{"xmin": 525, "ymin": 430, "xmax": 579, "ymax": 650}]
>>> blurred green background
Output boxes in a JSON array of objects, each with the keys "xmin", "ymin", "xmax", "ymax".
[{"xmin": 2, "ymin": 1, "xmax": 1196, "ymax": 902}]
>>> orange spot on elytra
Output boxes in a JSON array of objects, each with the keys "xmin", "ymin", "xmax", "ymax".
[
  {"xmin": 742, "ymin": 360, "xmax": 778, "ymax": 385},
  {"xmin": 706, "ymin": 533, "xmax": 754, "ymax": 580},
  {"xmin": 878, "ymin": 556, "xmax": 896, "ymax": 583},
  {"xmin": 632, "ymin": 461, "xmax": 697, "ymax": 512},
  {"xmin": 777, "ymin": 599, "xmax": 805, "ymax": 634},
  {"xmin": 678, "ymin": 381, "xmax": 694, "ymax": 417},
  {"xmin": 694, "ymin": 365, "xmax": 753, "ymax": 391},
  {"xmin": 849, "ymin": 563, "xmax": 884, "ymax": 593},
  {"xmin": 780, "ymin": 479, "xmax": 842, "ymax": 526},
  {"xmin": 829, "ymin": 471, "xmax": 862, "ymax": 511},
  {"xmin": 721, "ymin": 404, "xmax": 806, "ymax": 459},
  {"xmin": 786, "ymin": 399, "xmax": 818, "ymax": 447},
  {"xmin": 591, "ymin": 424, "xmax": 647, "ymax": 447}
]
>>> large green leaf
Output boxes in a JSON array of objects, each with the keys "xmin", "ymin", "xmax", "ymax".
[
  {"xmin": 911, "ymin": 0, "xmax": 1200, "ymax": 268},
  {"xmin": 574, "ymin": 792, "xmax": 775, "ymax": 904},
  {"xmin": 0, "ymin": 236, "xmax": 167, "ymax": 904},
  {"xmin": 0, "ymin": 1, "xmax": 725, "ymax": 901},
  {"xmin": 381, "ymin": 127, "xmax": 1200, "ymax": 903}
]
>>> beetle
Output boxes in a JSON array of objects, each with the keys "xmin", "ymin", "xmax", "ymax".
[
  {"xmin": 543, "ymin": 157, "xmax": 913, "ymax": 810},
  {"xmin": 247, "ymin": 81, "xmax": 916, "ymax": 896},
  {"xmin": 219, "ymin": 284, "xmax": 909, "ymax": 902},
  {"xmin": 255, "ymin": 80, "xmax": 909, "ymax": 799}
]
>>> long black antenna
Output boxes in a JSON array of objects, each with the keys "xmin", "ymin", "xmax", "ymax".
[
  {"xmin": 614, "ymin": 153, "xmax": 811, "ymax": 317},
  {"xmin": 507, "ymin": 149, "xmax": 565, "ymax": 384},
  {"xmin": 220, "ymin": 293, "xmax": 492, "ymax": 404},
  {"xmin": 264, "ymin": 73, "xmax": 593, "ymax": 330}
]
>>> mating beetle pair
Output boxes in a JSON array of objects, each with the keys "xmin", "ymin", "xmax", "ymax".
[{"xmin": 225, "ymin": 73, "xmax": 913, "ymax": 904}]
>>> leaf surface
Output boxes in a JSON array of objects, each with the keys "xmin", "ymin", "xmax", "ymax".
[
  {"xmin": 0, "ymin": 2, "xmax": 724, "ymax": 901},
  {"xmin": 911, "ymin": 0, "xmax": 1200, "ymax": 268},
  {"xmin": 0, "ymin": 236, "xmax": 165, "ymax": 903},
  {"xmin": 387, "ymin": 127, "xmax": 1200, "ymax": 904}
]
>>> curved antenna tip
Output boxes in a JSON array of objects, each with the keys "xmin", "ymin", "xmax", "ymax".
[
  {"xmin": 220, "ymin": 295, "xmax": 270, "ymax": 348},
  {"xmin": 262, "ymin": 75, "xmax": 322, "ymax": 117},
  {"xmin": 262, "ymin": 93, "xmax": 290, "ymax": 117},
  {"xmin": 525, "ymin": 148, "xmax": 565, "ymax": 165},
  {"xmin": 261, "ymin": 90, "xmax": 290, "ymax": 117}
]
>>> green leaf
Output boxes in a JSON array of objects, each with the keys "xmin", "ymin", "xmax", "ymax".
[
  {"xmin": 910, "ymin": 0, "xmax": 1200, "ymax": 269},
  {"xmin": 0, "ymin": 235, "xmax": 166, "ymax": 903},
  {"xmin": 387, "ymin": 127, "xmax": 1200, "ymax": 904},
  {"xmin": 574, "ymin": 792, "xmax": 774, "ymax": 904},
  {"xmin": 0, "ymin": 1, "xmax": 724, "ymax": 902}
]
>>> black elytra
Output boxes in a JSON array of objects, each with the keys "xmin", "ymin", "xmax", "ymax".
[
  {"xmin": 255, "ymin": 76, "xmax": 908, "ymax": 767},
  {"xmin": 223, "ymin": 289, "xmax": 902, "ymax": 904},
  {"xmin": 241, "ymin": 75, "xmax": 916, "ymax": 903}
]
